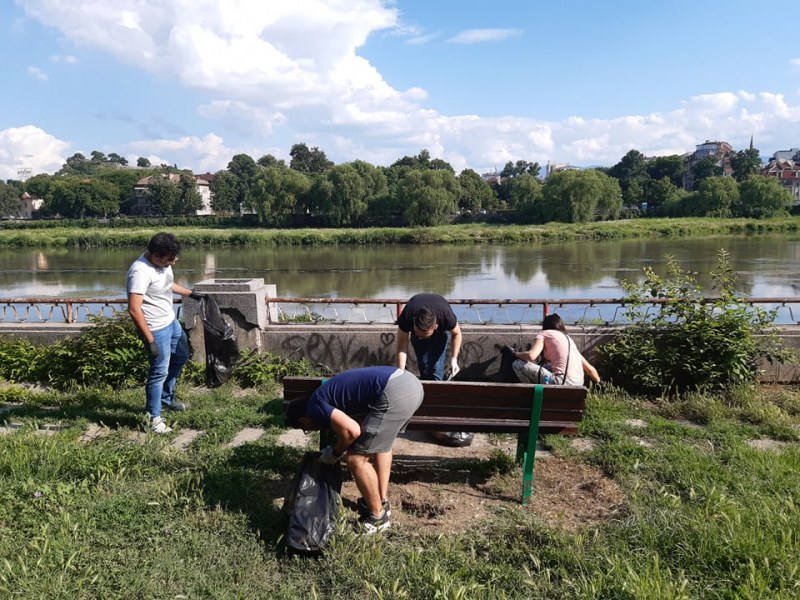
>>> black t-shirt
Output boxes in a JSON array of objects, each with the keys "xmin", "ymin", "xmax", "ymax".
[{"xmin": 396, "ymin": 293, "xmax": 458, "ymax": 333}]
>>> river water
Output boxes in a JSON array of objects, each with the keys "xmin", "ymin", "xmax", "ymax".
[{"xmin": 2, "ymin": 234, "xmax": 800, "ymax": 301}]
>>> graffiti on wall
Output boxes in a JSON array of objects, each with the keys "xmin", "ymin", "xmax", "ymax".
[{"xmin": 279, "ymin": 331, "xmax": 397, "ymax": 371}]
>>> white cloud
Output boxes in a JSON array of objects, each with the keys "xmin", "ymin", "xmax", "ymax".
[
  {"xmin": 50, "ymin": 54, "xmax": 77, "ymax": 64},
  {"xmin": 447, "ymin": 29, "xmax": 522, "ymax": 44},
  {"xmin": 0, "ymin": 126, "xmax": 69, "ymax": 179},
  {"xmin": 791, "ymin": 58, "xmax": 800, "ymax": 67},
  {"xmin": 10, "ymin": 1, "xmax": 800, "ymax": 176},
  {"xmin": 27, "ymin": 66, "xmax": 48, "ymax": 81}
]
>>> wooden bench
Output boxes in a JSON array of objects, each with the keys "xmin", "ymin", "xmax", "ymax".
[{"xmin": 282, "ymin": 377, "xmax": 588, "ymax": 505}]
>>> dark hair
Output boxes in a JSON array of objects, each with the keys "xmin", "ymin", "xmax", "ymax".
[
  {"xmin": 284, "ymin": 395, "xmax": 310, "ymax": 429},
  {"xmin": 542, "ymin": 313, "xmax": 567, "ymax": 333},
  {"xmin": 147, "ymin": 232, "xmax": 181, "ymax": 257},
  {"xmin": 413, "ymin": 307, "xmax": 437, "ymax": 330}
]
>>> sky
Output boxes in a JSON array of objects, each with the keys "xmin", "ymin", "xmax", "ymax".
[{"xmin": 2, "ymin": 0, "xmax": 800, "ymax": 181}]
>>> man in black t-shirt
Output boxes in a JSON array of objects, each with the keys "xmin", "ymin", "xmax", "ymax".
[
  {"xmin": 395, "ymin": 293, "xmax": 471, "ymax": 447},
  {"xmin": 395, "ymin": 293, "xmax": 462, "ymax": 381}
]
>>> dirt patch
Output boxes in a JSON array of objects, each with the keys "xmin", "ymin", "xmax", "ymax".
[{"xmin": 279, "ymin": 430, "xmax": 627, "ymax": 535}]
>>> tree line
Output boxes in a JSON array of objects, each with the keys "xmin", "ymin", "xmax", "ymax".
[{"xmin": 0, "ymin": 143, "xmax": 792, "ymax": 225}]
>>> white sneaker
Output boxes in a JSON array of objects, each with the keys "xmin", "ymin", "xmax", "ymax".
[{"xmin": 149, "ymin": 416, "xmax": 173, "ymax": 434}]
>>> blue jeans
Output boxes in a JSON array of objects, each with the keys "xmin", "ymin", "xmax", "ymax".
[
  {"xmin": 145, "ymin": 320, "xmax": 189, "ymax": 418},
  {"xmin": 411, "ymin": 330, "xmax": 450, "ymax": 381}
]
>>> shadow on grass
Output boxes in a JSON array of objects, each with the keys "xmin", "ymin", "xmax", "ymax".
[
  {"xmin": 202, "ymin": 443, "xmax": 305, "ymax": 549},
  {"xmin": 0, "ymin": 401, "xmax": 142, "ymax": 429}
]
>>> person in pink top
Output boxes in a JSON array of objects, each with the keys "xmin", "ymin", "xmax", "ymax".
[{"xmin": 511, "ymin": 313, "xmax": 601, "ymax": 385}]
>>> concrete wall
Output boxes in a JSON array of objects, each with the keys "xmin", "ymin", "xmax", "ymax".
[{"xmin": 260, "ymin": 323, "xmax": 800, "ymax": 383}]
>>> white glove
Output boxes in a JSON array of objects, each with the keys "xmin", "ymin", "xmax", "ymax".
[
  {"xmin": 319, "ymin": 446, "xmax": 340, "ymax": 465},
  {"xmin": 448, "ymin": 357, "xmax": 460, "ymax": 380}
]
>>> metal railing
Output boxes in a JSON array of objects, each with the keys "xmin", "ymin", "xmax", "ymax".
[{"xmin": 5, "ymin": 296, "xmax": 798, "ymax": 326}]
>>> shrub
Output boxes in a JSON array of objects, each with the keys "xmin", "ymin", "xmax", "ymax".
[
  {"xmin": 44, "ymin": 315, "xmax": 148, "ymax": 389},
  {"xmin": 600, "ymin": 250, "xmax": 795, "ymax": 395},
  {"xmin": 232, "ymin": 350, "xmax": 317, "ymax": 387}
]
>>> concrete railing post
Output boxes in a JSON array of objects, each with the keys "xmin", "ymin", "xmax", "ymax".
[{"xmin": 183, "ymin": 278, "xmax": 273, "ymax": 358}]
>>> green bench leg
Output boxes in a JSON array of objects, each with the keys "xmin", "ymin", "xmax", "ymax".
[{"xmin": 521, "ymin": 385, "xmax": 544, "ymax": 505}]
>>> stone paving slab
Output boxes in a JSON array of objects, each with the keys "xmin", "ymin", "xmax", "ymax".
[
  {"xmin": 226, "ymin": 427, "xmax": 266, "ymax": 448},
  {"xmin": 0, "ymin": 423, "xmax": 24, "ymax": 435},
  {"xmin": 80, "ymin": 423, "xmax": 112, "ymax": 443},
  {"xmin": 171, "ymin": 429, "xmax": 204, "ymax": 451}
]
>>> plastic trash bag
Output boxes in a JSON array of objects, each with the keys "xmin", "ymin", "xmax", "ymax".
[
  {"xmin": 199, "ymin": 295, "xmax": 240, "ymax": 388},
  {"xmin": 496, "ymin": 345, "xmax": 521, "ymax": 383},
  {"xmin": 282, "ymin": 451, "xmax": 342, "ymax": 555}
]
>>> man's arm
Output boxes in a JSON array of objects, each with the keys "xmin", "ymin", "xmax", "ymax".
[
  {"xmin": 328, "ymin": 408, "xmax": 362, "ymax": 456},
  {"xmin": 449, "ymin": 323, "xmax": 462, "ymax": 360},
  {"xmin": 127, "ymin": 293, "xmax": 153, "ymax": 343},
  {"xmin": 172, "ymin": 282, "xmax": 192, "ymax": 297},
  {"xmin": 395, "ymin": 328, "xmax": 410, "ymax": 370}
]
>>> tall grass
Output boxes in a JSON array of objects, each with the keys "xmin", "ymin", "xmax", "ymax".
[
  {"xmin": 1, "ymin": 381, "xmax": 798, "ymax": 598},
  {"xmin": 2, "ymin": 216, "xmax": 800, "ymax": 248}
]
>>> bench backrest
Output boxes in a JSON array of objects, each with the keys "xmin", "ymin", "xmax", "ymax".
[{"xmin": 282, "ymin": 377, "xmax": 587, "ymax": 435}]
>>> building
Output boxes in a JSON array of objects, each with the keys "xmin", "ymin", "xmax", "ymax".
[
  {"xmin": 132, "ymin": 173, "xmax": 213, "ymax": 216},
  {"xmin": 18, "ymin": 192, "xmax": 44, "ymax": 219},
  {"xmin": 545, "ymin": 161, "xmax": 581, "ymax": 178},
  {"xmin": 761, "ymin": 156, "xmax": 800, "ymax": 206},
  {"xmin": 683, "ymin": 140, "xmax": 735, "ymax": 190}
]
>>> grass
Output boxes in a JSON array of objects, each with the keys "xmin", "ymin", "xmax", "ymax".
[
  {"xmin": 2, "ymin": 216, "xmax": 800, "ymax": 248},
  {"xmin": 1, "ymin": 380, "xmax": 799, "ymax": 598}
]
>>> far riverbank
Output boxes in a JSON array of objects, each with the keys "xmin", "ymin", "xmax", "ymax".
[{"xmin": 1, "ymin": 216, "xmax": 799, "ymax": 248}]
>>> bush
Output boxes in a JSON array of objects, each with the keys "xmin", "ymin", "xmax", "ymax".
[
  {"xmin": 232, "ymin": 350, "xmax": 317, "ymax": 387},
  {"xmin": 600, "ymin": 250, "xmax": 795, "ymax": 395}
]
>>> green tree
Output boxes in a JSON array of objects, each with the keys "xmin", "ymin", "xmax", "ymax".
[
  {"xmin": 541, "ymin": 170, "xmax": 621, "ymax": 223},
  {"xmin": 94, "ymin": 168, "xmax": 142, "ymax": 215},
  {"xmin": 510, "ymin": 174, "xmax": 544, "ymax": 223},
  {"xmin": 694, "ymin": 176, "xmax": 739, "ymax": 217},
  {"xmin": 308, "ymin": 164, "xmax": 370, "ymax": 226},
  {"xmin": 0, "ymin": 181, "xmax": 22, "ymax": 216},
  {"xmin": 457, "ymin": 169, "xmax": 496, "ymax": 212},
  {"xmin": 90, "ymin": 150, "xmax": 107, "ymax": 163},
  {"xmin": 646, "ymin": 154, "xmax": 685, "ymax": 188},
  {"xmin": 145, "ymin": 175, "xmax": 181, "ymax": 216},
  {"xmin": 23, "ymin": 173, "xmax": 53, "ymax": 199},
  {"xmin": 59, "ymin": 153, "xmax": 93, "ymax": 176},
  {"xmin": 227, "ymin": 154, "xmax": 258, "ymax": 212},
  {"xmin": 257, "ymin": 154, "xmax": 286, "ymax": 168},
  {"xmin": 609, "ymin": 149, "xmax": 649, "ymax": 204},
  {"xmin": 247, "ymin": 166, "xmax": 311, "ymax": 226},
  {"xmin": 507, "ymin": 172, "xmax": 541, "ymax": 210},
  {"xmin": 209, "ymin": 170, "xmax": 239, "ymax": 213},
  {"xmin": 137, "ymin": 157, "xmax": 151, "ymax": 168},
  {"xmin": 730, "ymin": 147, "xmax": 762, "ymax": 182},
  {"xmin": 107, "ymin": 152, "xmax": 128, "ymax": 166},
  {"xmin": 45, "ymin": 177, "xmax": 119, "ymax": 218},
  {"xmin": 175, "ymin": 173, "xmax": 203, "ymax": 215},
  {"xmin": 690, "ymin": 156, "xmax": 723, "ymax": 190},
  {"xmin": 395, "ymin": 169, "xmax": 460, "ymax": 226},
  {"xmin": 289, "ymin": 143, "xmax": 333, "ymax": 174},
  {"xmin": 647, "ymin": 177, "xmax": 686, "ymax": 216},
  {"xmin": 733, "ymin": 175, "xmax": 792, "ymax": 219},
  {"xmin": 500, "ymin": 160, "xmax": 541, "ymax": 179}
]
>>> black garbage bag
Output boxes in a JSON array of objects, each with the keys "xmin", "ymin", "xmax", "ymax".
[
  {"xmin": 496, "ymin": 345, "xmax": 521, "ymax": 383},
  {"xmin": 282, "ymin": 451, "xmax": 342, "ymax": 555},
  {"xmin": 199, "ymin": 295, "xmax": 240, "ymax": 388}
]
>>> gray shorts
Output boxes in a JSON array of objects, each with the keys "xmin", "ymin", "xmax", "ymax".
[{"xmin": 351, "ymin": 370, "xmax": 424, "ymax": 454}]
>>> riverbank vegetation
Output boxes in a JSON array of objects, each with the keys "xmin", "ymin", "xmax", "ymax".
[
  {"xmin": 1, "ymin": 216, "xmax": 799, "ymax": 248},
  {"xmin": 1, "ymin": 145, "xmax": 793, "ymax": 227}
]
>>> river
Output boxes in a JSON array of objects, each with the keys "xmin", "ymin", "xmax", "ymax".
[{"xmin": 2, "ymin": 234, "xmax": 800, "ymax": 301}]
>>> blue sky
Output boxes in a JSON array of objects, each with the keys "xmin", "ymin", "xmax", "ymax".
[{"xmin": 2, "ymin": 0, "xmax": 799, "ymax": 180}]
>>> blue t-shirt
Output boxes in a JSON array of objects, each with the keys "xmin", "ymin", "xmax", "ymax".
[{"xmin": 306, "ymin": 366, "xmax": 400, "ymax": 426}]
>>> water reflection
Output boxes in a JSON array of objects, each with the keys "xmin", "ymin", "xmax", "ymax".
[{"xmin": 2, "ymin": 235, "xmax": 800, "ymax": 299}]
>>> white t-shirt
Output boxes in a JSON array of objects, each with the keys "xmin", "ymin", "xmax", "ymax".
[
  {"xmin": 126, "ymin": 254, "xmax": 176, "ymax": 331},
  {"xmin": 536, "ymin": 329, "xmax": 585, "ymax": 385}
]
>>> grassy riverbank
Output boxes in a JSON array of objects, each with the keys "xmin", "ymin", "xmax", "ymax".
[
  {"xmin": 1, "ymin": 379, "xmax": 798, "ymax": 598},
  {"xmin": 1, "ymin": 216, "xmax": 799, "ymax": 248}
]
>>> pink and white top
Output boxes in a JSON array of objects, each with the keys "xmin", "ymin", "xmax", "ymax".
[{"xmin": 535, "ymin": 329, "xmax": 585, "ymax": 385}]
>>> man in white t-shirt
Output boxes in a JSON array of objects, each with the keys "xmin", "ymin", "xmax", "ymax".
[{"xmin": 126, "ymin": 232, "xmax": 204, "ymax": 434}]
